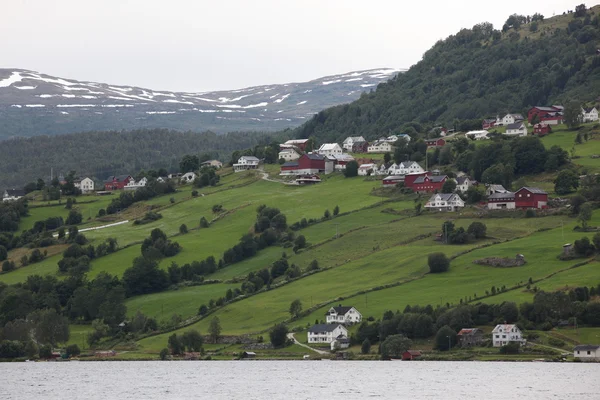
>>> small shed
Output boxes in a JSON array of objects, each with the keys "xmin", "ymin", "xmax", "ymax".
[
  {"xmin": 401, "ymin": 350, "xmax": 422, "ymax": 360},
  {"xmin": 241, "ymin": 351, "xmax": 256, "ymax": 359}
]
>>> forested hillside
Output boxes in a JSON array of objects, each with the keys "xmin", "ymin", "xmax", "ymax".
[
  {"xmin": 0, "ymin": 129, "xmax": 286, "ymax": 188},
  {"xmin": 295, "ymin": 5, "xmax": 600, "ymax": 142}
]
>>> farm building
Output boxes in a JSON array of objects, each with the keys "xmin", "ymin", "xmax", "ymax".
[
  {"xmin": 496, "ymin": 113, "xmax": 524, "ymax": 126},
  {"xmin": 278, "ymin": 148, "xmax": 301, "ymax": 161},
  {"xmin": 504, "ymin": 122, "xmax": 527, "ymax": 137},
  {"xmin": 279, "ymin": 154, "xmax": 333, "ymax": 176},
  {"xmin": 457, "ymin": 328, "xmax": 484, "ymax": 347},
  {"xmin": 581, "ymin": 107, "xmax": 599, "ymax": 123},
  {"xmin": 233, "ymin": 156, "xmax": 260, "ymax": 172},
  {"xmin": 351, "ymin": 141, "xmax": 369, "ymax": 153},
  {"xmin": 515, "ymin": 187, "xmax": 548, "ymax": 209},
  {"xmin": 330, "ymin": 336, "xmax": 351, "ymax": 351},
  {"xmin": 492, "ymin": 324, "xmax": 525, "ymax": 347},
  {"xmin": 424, "ymin": 193, "xmax": 465, "ymax": 211},
  {"xmin": 308, "ymin": 324, "xmax": 349, "ymax": 344},
  {"xmin": 2, "ymin": 189, "xmax": 25, "ymax": 202},
  {"xmin": 368, "ymin": 140, "xmax": 394, "ymax": 153},
  {"xmin": 573, "ymin": 345, "xmax": 600, "ymax": 361},
  {"xmin": 358, "ymin": 163, "xmax": 377, "ymax": 176},
  {"xmin": 528, "ymin": 106, "xmax": 564, "ymax": 125},
  {"xmin": 103, "ymin": 175, "xmax": 133, "ymax": 191},
  {"xmin": 281, "ymin": 139, "xmax": 310, "ymax": 151},
  {"xmin": 124, "ymin": 177, "xmax": 149, "ymax": 190},
  {"xmin": 201, "ymin": 160, "xmax": 223, "ymax": 168},
  {"xmin": 482, "ymin": 119, "xmax": 496, "ymax": 129},
  {"xmin": 74, "ymin": 177, "xmax": 95, "ymax": 193},
  {"xmin": 325, "ymin": 305, "xmax": 362, "ymax": 325},
  {"xmin": 487, "ymin": 192, "xmax": 515, "ymax": 210},
  {"xmin": 382, "ymin": 175, "xmax": 403, "ymax": 187},
  {"xmin": 465, "ymin": 130, "xmax": 489, "ymax": 140},
  {"xmin": 533, "ymin": 124, "xmax": 552, "ymax": 136},
  {"xmin": 316, "ymin": 143, "xmax": 343, "ymax": 157},
  {"xmin": 387, "ymin": 161, "xmax": 424, "ymax": 176},
  {"xmin": 455, "ymin": 176, "xmax": 474, "ymax": 193},
  {"xmin": 401, "ymin": 350, "xmax": 422, "ymax": 360},
  {"xmin": 342, "ymin": 136, "xmax": 366, "ymax": 151},
  {"xmin": 407, "ymin": 175, "xmax": 447, "ymax": 193},
  {"xmin": 425, "ymin": 138, "xmax": 446, "ymax": 148}
]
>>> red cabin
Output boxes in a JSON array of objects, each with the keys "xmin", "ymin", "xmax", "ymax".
[
  {"xmin": 425, "ymin": 138, "xmax": 446, "ymax": 148},
  {"xmin": 401, "ymin": 350, "xmax": 422, "ymax": 360},
  {"xmin": 515, "ymin": 187, "xmax": 548, "ymax": 209},
  {"xmin": 103, "ymin": 175, "xmax": 133, "ymax": 191},
  {"xmin": 482, "ymin": 118, "xmax": 496, "ymax": 130},
  {"xmin": 533, "ymin": 124, "xmax": 551, "ymax": 136}
]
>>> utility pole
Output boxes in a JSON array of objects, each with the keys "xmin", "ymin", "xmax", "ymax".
[{"xmin": 334, "ymin": 223, "xmax": 340, "ymax": 239}]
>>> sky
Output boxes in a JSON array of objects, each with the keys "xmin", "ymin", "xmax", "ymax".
[{"xmin": 1, "ymin": 0, "xmax": 590, "ymax": 92}]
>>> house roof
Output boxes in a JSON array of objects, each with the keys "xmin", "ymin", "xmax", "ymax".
[
  {"xmin": 285, "ymin": 139, "xmax": 309, "ymax": 145},
  {"xmin": 240, "ymin": 156, "xmax": 260, "ymax": 161},
  {"xmin": 370, "ymin": 140, "xmax": 391, "ymax": 146},
  {"xmin": 414, "ymin": 175, "xmax": 446, "ymax": 184},
  {"xmin": 328, "ymin": 306, "xmax": 353, "ymax": 315},
  {"xmin": 488, "ymin": 192, "xmax": 515, "ymax": 201},
  {"xmin": 308, "ymin": 324, "xmax": 345, "ymax": 333},
  {"xmin": 533, "ymin": 106, "xmax": 558, "ymax": 111},
  {"xmin": 281, "ymin": 161, "xmax": 299, "ymax": 167},
  {"xmin": 332, "ymin": 154, "xmax": 355, "ymax": 161},
  {"xmin": 483, "ymin": 118, "xmax": 496, "ymax": 123},
  {"xmin": 517, "ymin": 187, "xmax": 547, "ymax": 195},
  {"xmin": 344, "ymin": 136, "xmax": 365, "ymax": 142},
  {"xmin": 506, "ymin": 122, "xmax": 525, "ymax": 130},
  {"xmin": 456, "ymin": 176, "xmax": 470, "ymax": 185},
  {"xmin": 458, "ymin": 328, "xmax": 482, "ymax": 336},
  {"xmin": 507, "ymin": 113, "xmax": 524, "ymax": 120},
  {"xmin": 279, "ymin": 148, "xmax": 298, "ymax": 155},
  {"xmin": 318, "ymin": 143, "xmax": 341, "ymax": 151},
  {"xmin": 487, "ymin": 184, "xmax": 508, "ymax": 193},
  {"xmin": 358, "ymin": 163, "xmax": 376, "ymax": 169},
  {"xmin": 399, "ymin": 161, "xmax": 419, "ymax": 168},
  {"xmin": 304, "ymin": 153, "xmax": 325, "ymax": 160},
  {"xmin": 492, "ymin": 324, "xmax": 518, "ymax": 333},
  {"xmin": 574, "ymin": 344, "xmax": 600, "ymax": 351},
  {"xmin": 427, "ymin": 193, "xmax": 457, "ymax": 202},
  {"xmin": 583, "ymin": 107, "xmax": 596, "ymax": 113},
  {"xmin": 383, "ymin": 175, "xmax": 403, "ymax": 181},
  {"xmin": 4, "ymin": 189, "xmax": 25, "ymax": 197},
  {"xmin": 404, "ymin": 350, "xmax": 422, "ymax": 356}
]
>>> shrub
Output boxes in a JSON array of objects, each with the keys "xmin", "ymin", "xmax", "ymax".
[
  {"xmin": 65, "ymin": 344, "xmax": 81, "ymax": 357},
  {"xmin": 179, "ymin": 224, "xmax": 188, "ymax": 234},
  {"xmin": 428, "ymin": 252, "xmax": 450, "ymax": 273},
  {"xmin": 499, "ymin": 342, "xmax": 520, "ymax": 354},
  {"xmin": 191, "ymin": 190, "xmax": 199, "ymax": 197}
]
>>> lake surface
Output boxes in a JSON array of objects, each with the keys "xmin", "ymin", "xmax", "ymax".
[{"xmin": 1, "ymin": 361, "xmax": 598, "ymax": 399}]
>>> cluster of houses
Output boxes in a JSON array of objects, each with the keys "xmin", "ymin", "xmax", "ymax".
[{"xmin": 307, "ymin": 305, "xmax": 362, "ymax": 351}]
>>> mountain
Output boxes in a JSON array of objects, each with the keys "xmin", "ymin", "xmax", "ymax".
[
  {"xmin": 0, "ymin": 68, "xmax": 402, "ymax": 139},
  {"xmin": 294, "ymin": 6, "xmax": 600, "ymax": 142}
]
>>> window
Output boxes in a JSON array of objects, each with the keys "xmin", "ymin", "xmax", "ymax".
[{"xmin": 587, "ymin": 351, "xmax": 591, "ymax": 355}]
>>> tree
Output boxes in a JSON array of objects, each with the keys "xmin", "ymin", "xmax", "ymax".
[
  {"xmin": 168, "ymin": 333, "xmax": 184, "ymax": 355},
  {"xmin": 383, "ymin": 152, "xmax": 391, "ymax": 164},
  {"xmin": 575, "ymin": 3, "xmax": 587, "ymax": 18},
  {"xmin": 435, "ymin": 325, "xmax": 457, "ymax": 351},
  {"xmin": 200, "ymin": 217, "xmax": 209, "ymax": 228},
  {"xmin": 65, "ymin": 344, "xmax": 81, "ymax": 358},
  {"xmin": 564, "ymin": 101, "xmax": 582, "ymax": 128},
  {"xmin": 269, "ymin": 323, "xmax": 289, "ymax": 347},
  {"xmin": 122, "ymin": 257, "xmax": 169, "ymax": 296},
  {"xmin": 209, "ymin": 316, "xmax": 222, "ymax": 343},
  {"xmin": 554, "ymin": 170, "xmax": 579, "ymax": 195},
  {"xmin": 65, "ymin": 210, "xmax": 83, "ymax": 225},
  {"xmin": 0, "ymin": 245, "xmax": 7, "ymax": 262},
  {"xmin": 578, "ymin": 203, "xmax": 593, "ymax": 229},
  {"xmin": 323, "ymin": 209, "xmax": 331, "ymax": 219},
  {"xmin": 28, "ymin": 309, "xmax": 70, "ymax": 347},
  {"xmin": 428, "ymin": 252, "xmax": 450, "ymax": 273},
  {"xmin": 361, "ymin": 338, "xmax": 371, "ymax": 354},
  {"xmin": 333, "ymin": 205, "xmax": 340, "ymax": 216},
  {"xmin": 160, "ymin": 348, "xmax": 169, "ymax": 360},
  {"xmin": 293, "ymin": 235, "xmax": 306, "ymax": 252},
  {"xmin": 179, "ymin": 224, "xmax": 188, "ymax": 234},
  {"xmin": 499, "ymin": 302, "xmax": 519, "ymax": 323},
  {"xmin": 467, "ymin": 222, "xmax": 487, "ymax": 239},
  {"xmin": 289, "ymin": 299, "xmax": 302, "ymax": 319},
  {"xmin": 344, "ymin": 161, "xmax": 359, "ymax": 177},
  {"xmin": 181, "ymin": 330, "xmax": 204, "ymax": 352},
  {"xmin": 441, "ymin": 179, "xmax": 456, "ymax": 194},
  {"xmin": 309, "ymin": 259, "xmax": 319, "ymax": 270},
  {"xmin": 179, "ymin": 154, "xmax": 200, "ymax": 173},
  {"xmin": 380, "ymin": 334, "xmax": 412, "ymax": 359}
]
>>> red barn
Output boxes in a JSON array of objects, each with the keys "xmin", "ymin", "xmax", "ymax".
[
  {"xmin": 425, "ymin": 138, "xmax": 446, "ymax": 148},
  {"xmin": 401, "ymin": 350, "xmax": 422, "ymax": 360},
  {"xmin": 533, "ymin": 124, "xmax": 552, "ymax": 136},
  {"xmin": 280, "ymin": 153, "xmax": 332, "ymax": 175},
  {"xmin": 103, "ymin": 175, "xmax": 133, "ymax": 191},
  {"xmin": 280, "ymin": 161, "xmax": 299, "ymax": 176},
  {"xmin": 282, "ymin": 139, "xmax": 310, "ymax": 151},
  {"xmin": 528, "ymin": 106, "xmax": 564, "ymax": 125},
  {"xmin": 515, "ymin": 187, "xmax": 548, "ymax": 209},
  {"xmin": 482, "ymin": 118, "xmax": 496, "ymax": 130},
  {"xmin": 403, "ymin": 172, "xmax": 429, "ymax": 188},
  {"xmin": 409, "ymin": 175, "xmax": 447, "ymax": 193}
]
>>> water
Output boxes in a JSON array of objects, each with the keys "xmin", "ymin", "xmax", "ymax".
[{"xmin": 1, "ymin": 361, "xmax": 598, "ymax": 399}]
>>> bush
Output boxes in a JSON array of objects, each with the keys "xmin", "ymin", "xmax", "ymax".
[
  {"xmin": 200, "ymin": 217, "xmax": 209, "ymax": 228},
  {"xmin": 499, "ymin": 342, "xmax": 520, "ymax": 354},
  {"xmin": 191, "ymin": 190, "xmax": 199, "ymax": 197},
  {"xmin": 0, "ymin": 245, "xmax": 6, "ymax": 262},
  {"xmin": 160, "ymin": 348, "xmax": 169, "ymax": 360},
  {"xmin": 435, "ymin": 325, "xmax": 457, "ymax": 351},
  {"xmin": 428, "ymin": 252, "xmax": 450, "ymax": 273},
  {"xmin": 548, "ymin": 337, "xmax": 565, "ymax": 347},
  {"xmin": 65, "ymin": 344, "xmax": 81, "ymax": 357},
  {"xmin": 525, "ymin": 209, "xmax": 536, "ymax": 218},
  {"xmin": 179, "ymin": 224, "xmax": 188, "ymax": 234}
]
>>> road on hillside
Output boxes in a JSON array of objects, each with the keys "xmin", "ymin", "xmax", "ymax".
[{"xmin": 287, "ymin": 333, "xmax": 329, "ymax": 355}]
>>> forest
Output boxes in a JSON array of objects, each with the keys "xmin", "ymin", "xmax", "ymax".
[{"xmin": 294, "ymin": 6, "xmax": 600, "ymax": 143}]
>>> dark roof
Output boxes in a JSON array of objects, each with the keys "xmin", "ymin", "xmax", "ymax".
[
  {"xmin": 517, "ymin": 187, "xmax": 547, "ymax": 195},
  {"xmin": 4, "ymin": 189, "xmax": 25, "ymax": 197},
  {"xmin": 488, "ymin": 192, "xmax": 515, "ymax": 201},
  {"xmin": 428, "ymin": 193, "xmax": 456, "ymax": 202},
  {"xmin": 308, "ymin": 324, "xmax": 343, "ymax": 333},
  {"xmin": 414, "ymin": 175, "xmax": 446, "ymax": 184},
  {"xmin": 533, "ymin": 106, "xmax": 558, "ymax": 111},
  {"xmin": 583, "ymin": 107, "xmax": 596, "ymax": 113},
  {"xmin": 506, "ymin": 122, "xmax": 524, "ymax": 130},
  {"xmin": 574, "ymin": 345, "xmax": 600, "ymax": 351},
  {"xmin": 281, "ymin": 161, "xmax": 299, "ymax": 167},
  {"xmin": 456, "ymin": 176, "xmax": 469, "ymax": 185},
  {"xmin": 327, "ymin": 306, "xmax": 353, "ymax": 315},
  {"xmin": 483, "ymin": 118, "xmax": 496, "ymax": 123},
  {"xmin": 304, "ymin": 153, "xmax": 325, "ymax": 160}
]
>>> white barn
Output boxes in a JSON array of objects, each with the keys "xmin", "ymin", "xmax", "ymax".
[
  {"xmin": 573, "ymin": 345, "xmax": 600, "ymax": 361},
  {"xmin": 74, "ymin": 177, "xmax": 95, "ymax": 194}
]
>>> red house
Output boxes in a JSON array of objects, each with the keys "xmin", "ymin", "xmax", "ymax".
[
  {"xmin": 515, "ymin": 187, "xmax": 548, "ymax": 209},
  {"xmin": 403, "ymin": 172, "xmax": 429, "ymax": 188},
  {"xmin": 482, "ymin": 118, "xmax": 496, "ymax": 130},
  {"xmin": 103, "ymin": 175, "xmax": 133, "ymax": 191},
  {"xmin": 533, "ymin": 124, "xmax": 552, "ymax": 136},
  {"xmin": 425, "ymin": 138, "xmax": 446, "ymax": 148},
  {"xmin": 401, "ymin": 350, "xmax": 422, "ymax": 360},
  {"xmin": 528, "ymin": 106, "xmax": 564, "ymax": 125},
  {"xmin": 282, "ymin": 139, "xmax": 310, "ymax": 151},
  {"xmin": 408, "ymin": 175, "xmax": 447, "ymax": 193}
]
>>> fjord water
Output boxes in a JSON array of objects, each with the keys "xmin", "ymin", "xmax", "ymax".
[{"xmin": 1, "ymin": 361, "xmax": 597, "ymax": 399}]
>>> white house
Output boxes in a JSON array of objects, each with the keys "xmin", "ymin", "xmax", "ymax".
[
  {"xmin": 368, "ymin": 140, "xmax": 394, "ymax": 153},
  {"xmin": 424, "ymin": 193, "xmax": 465, "ymax": 212},
  {"xmin": 74, "ymin": 177, "xmax": 95, "ymax": 194},
  {"xmin": 180, "ymin": 172, "xmax": 196, "ymax": 184},
  {"xmin": 497, "ymin": 113, "xmax": 524, "ymax": 126},
  {"xmin": 491, "ymin": 324, "xmax": 525, "ymax": 347},
  {"xmin": 581, "ymin": 107, "xmax": 599, "ymax": 123},
  {"xmin": 316, "ymin": 143, "xmax": 343, "ymax": 157},
  {"xmin": 465, "ymin": 130, "xmax": 489, "ymax": 140},
  {"xmin": 342, "ymin": 136, "xmax": 366, "ymax": 151},
  {"xmin": 325, "ymin": 306, "xmax": 362, "ymax": 325},
  {"xmin": 330, "ymin": 337, "xmax": 351, "ymax": 351},
  {"xmin": 573, "ymin": 345, "xmax": 600, "ymax": 361},
  {"xmin": 278, "ymin": 148, "xmax": 301, "ymax": 161},
  {"xmin": 233, "ymin": 156, "xmax": 260, "ymax": 172},
  {"xmin": 487, "ymin": 192, "xmax": 515, "ymax": 210},
  {"xmin": 387, "ymin": 161, "xmax": 424, "ymax": 176},
  {"xmin": 397, "ymin": 134, "xmax": 411, "ymax": 142},
  {"xmin": 358, "ymin": 163, "xmax": 377, "ymax": 176},
  {"xmin": 308, "ymin": 324, "xmax": 349, "ymax": 344},
  {"xmin": 385, "ymin": 135, "xmax": 399, "ymax": 143},
  {"xmin": 504, "ymin": 122, "xmax": 527, "ymax": 136},
  {"xmin": 2, "ymin": 189, "xmax": 25, "ymax": 202},
  {"xmin": 124, "ymin": 177, "xmax": 148, "ymax": 190},
  {"xmin": 455, "ymin": 176, "xmax": 473, "ymax": 193},
  {"xmin": 201, "ymin": 160, "xmax": 223, "ymax": 169}
]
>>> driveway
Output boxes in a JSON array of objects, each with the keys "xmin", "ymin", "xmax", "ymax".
[{"xmin": 287, "ymin": 333, "xmax": 329, "ymax": 355}]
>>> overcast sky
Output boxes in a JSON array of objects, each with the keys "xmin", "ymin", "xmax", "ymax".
[{"xmin": 1, "ymin": 0, "xmax": 589, "ymax": 92}]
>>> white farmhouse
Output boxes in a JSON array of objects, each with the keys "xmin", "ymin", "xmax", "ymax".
[
  {"xmin": 368, "ymin": 140, "xmax": 394, "ymax": 153},
  {"xmin": 2, "ymin": 189, "xmax": 25, "ymax": 202},
  {"xmin": 74, "ymin": 177, "xmax": 95, "ymax": 194},
  {"xmin": 497, "ymin": 114, "xmax": 524, "ymax": 126},
  {"xmin": 504, "ymin": 122, "xmax": 527, "ymax": 137},
  {"xmin": 424, "ymin": 193, "xmax": 465, "ymax": 212},
  {"xmin": 455, "ymin": 176, "xmax": 473, "ymax": 193},
  {"xmin": 581, "ymin": 107, "xmax": 599, "ymax": 123},
  {"xmin": 573, "ymin": 345, "xmax": 600, "ymax": 361},
  {"xmin": 124, "ymin": 177, "xmax": 149, "ymax": 190},
  {"xmin": 397, "ymin": 134, "xmax": 411, "ymax": 142},
  {"xmin": 330, "ymin": 337, "xmax": 351, "ymax": 351},
  {"xmin": 325, "ymin": 306, "xmax": 362, "ymax": 325},
  {"xmin": 387, "ymin": 161, "xmax": 424, "ymax": 176},
  {"xmin": 316, "ymin": 143, "xmax": 343, "ymax": 157},
  {"xmin": 233, "ymin": 156, "xmax": 260, "ymax": 172},
  {"xmin": 491, "ymin": 324, "xmax": 525, "ymax": 347},
  {"xmin": 358, "ymin": 163, "xmax": 377, "ymax": 176},
  {"xmin": 278, "ymin": 148, "xmax": 301, "ymax": 161},
  {"xmin": 342, "ymin": 136, "xmax": 366, "ymax": 151},
  {"xmin": 308, "ymin": 324, "xmax": 349, "ymax": 344},
  {"xmin": 465, "ymin": 130, "xmax": 489, "ymax": 140}
]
